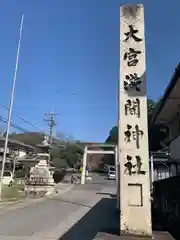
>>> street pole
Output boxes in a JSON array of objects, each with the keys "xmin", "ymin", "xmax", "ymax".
[
  {"xmin": 49, "ymin": 114, "xmax": 54, "ymax": 145},
  {"xmin": 44, "ymin": 113, "xmax": 54, "ymax": 145},
  {"xmin": 44, "ymin": 112, "xmax": 60, "ymax": 146},
  {"xmin": 0, "ymin": 14, "xmax": 24, "ymax": 201}
]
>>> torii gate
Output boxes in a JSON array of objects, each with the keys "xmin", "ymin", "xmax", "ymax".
[{"xmin": 80, "ymin": 143, "xmax": 119, "ymax": 208}]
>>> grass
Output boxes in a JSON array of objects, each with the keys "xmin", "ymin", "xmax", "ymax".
[{"xmin": 2, "ymin": 183, "xmax": 25, "ymax": 202}]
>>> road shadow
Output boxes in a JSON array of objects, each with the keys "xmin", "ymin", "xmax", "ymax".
[{"xmin": 59, "ymin": 198, "xmax": 120, "ymax": 240}]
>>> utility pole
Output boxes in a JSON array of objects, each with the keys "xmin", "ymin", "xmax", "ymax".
[
  {"xmin": 44, "ymin": 112, "xmax": 60, "ymax": 145},
  {"xmin": 0, "ymin": 14, "xmax": 24, "ymax": 201}
]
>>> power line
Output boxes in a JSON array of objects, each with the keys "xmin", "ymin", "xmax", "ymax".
[
  {"xmin": 18, "ymin": 116, "xmax": 44, "ymax": 133},
  {"xmin": 0, "ymin": 115, "xmax": 28, "ymax": 133},
  {"xmin": 0, "ymin": 103, "xmax": 44, "ymax": 133}
]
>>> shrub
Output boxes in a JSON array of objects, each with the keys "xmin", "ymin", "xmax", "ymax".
[{"xmin": 53, "ymin": 169, "xmax": 66, "ymax": 183}]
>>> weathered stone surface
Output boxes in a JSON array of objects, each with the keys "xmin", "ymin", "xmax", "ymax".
[
  {"xmin": 25, "ymin": 154, "xmax": 55, "ymax": 197},
  {"xmin": 94, "ymin": 231, "xmax": 175, "ymax": 240},
  {"xmin": 118, "ymin": 4, "xmax": 152, "ymax": 236},
  {"xmin": 28, "ymin": 159, "xmax": 54, "ymax": 186}
]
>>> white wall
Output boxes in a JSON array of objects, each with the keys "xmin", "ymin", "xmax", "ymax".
[{"xmin": 18, "ymin": 150, "xmax": 27, "ymax": 159}]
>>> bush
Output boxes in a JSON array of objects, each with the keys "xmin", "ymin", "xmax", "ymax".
[{"xmin": 53, "ymin": 169, "xmax": 66, "ymax": 183}]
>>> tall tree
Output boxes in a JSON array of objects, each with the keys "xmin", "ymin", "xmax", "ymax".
[{"xmin": 51, "ymin": 143, "xmax": 83, "ymax": 168}]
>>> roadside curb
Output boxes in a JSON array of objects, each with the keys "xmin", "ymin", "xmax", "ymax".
[{"xmin": 0, "ymin": 199, "xmax": 24, "ymax": 206}]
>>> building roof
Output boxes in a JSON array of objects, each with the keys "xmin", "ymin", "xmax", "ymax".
[
  {"xmin": 0, "ymin": 136, "xmax": 35, "ymax": 150},
  {"xmin": 151, "ymin": 63, "xmax": 180, "ymax": 124}
]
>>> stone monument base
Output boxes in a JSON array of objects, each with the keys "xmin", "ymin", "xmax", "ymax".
[
  {"xmin": 93, "ymin": 231, "xmax": 175, "ymax": 240},
  {"xmin": 25, "ymin": 185, "xmax": 56, "ymax": 197}
]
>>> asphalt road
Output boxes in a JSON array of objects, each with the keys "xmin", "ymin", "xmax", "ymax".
[{"xmin": 0, "ymin": 173, "xmax": 118, "ymax": 240}]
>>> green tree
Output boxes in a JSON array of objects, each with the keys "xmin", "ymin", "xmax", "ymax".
[
  {"xmin": 52, "ymin": 158, "xmax": 68, "ymax": 168},
  {"xmin": 60, "ymin": 143, "xmax": 83, "ymax": 168},
  {"xmin": 147, "ymin": 99, "xmax": 157, "ymax": 115},
  {"xmin": 106, "ymin": 126, "xmax": 118, "ymax": 144},
  {"xmin": 51, "ymin": 143, "xmax": 83, "ymax": 168}
]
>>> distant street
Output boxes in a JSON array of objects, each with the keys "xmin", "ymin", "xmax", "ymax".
[{"xmin": 0, "ymin": 173, "xmax": 118, "ymax": 240}]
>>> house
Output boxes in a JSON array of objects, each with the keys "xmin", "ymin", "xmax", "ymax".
[
  {"xmin": 0, "ymin": 136, "xmax": 36, "ymax": 170},
  {"xmin": 151, "ymin": 63, "xmax": 180, "ymax": 176},
  {"xmin": 0, "ymin": 136, "xmax": 35, "ymax": 158},
  {"xmin": 150, "ymin": 151, "xmax": 171, "ymax": 182}
]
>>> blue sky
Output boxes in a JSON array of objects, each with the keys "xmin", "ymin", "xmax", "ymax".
[{"xmin": 0, "ymin": 0, "xmax": 179, "ymax": 142}]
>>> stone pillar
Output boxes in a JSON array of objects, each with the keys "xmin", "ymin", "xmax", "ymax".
[
  {"xmin": 81, "ymin": 146, "xmax": 87, "ymax": 184},
  {"xmin": 119, "ymin": 4, "xmax": 152, "ymax": 237}
]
